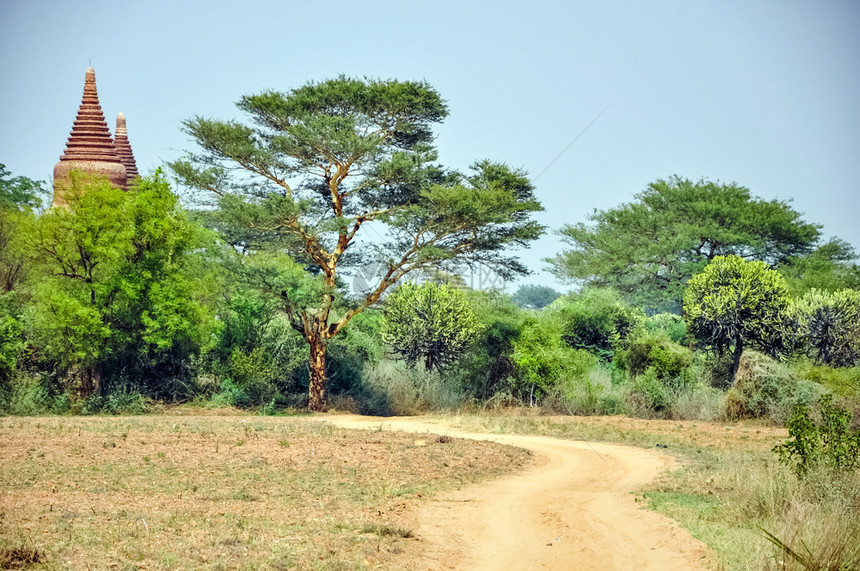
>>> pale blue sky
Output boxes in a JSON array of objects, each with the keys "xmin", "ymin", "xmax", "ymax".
[{"xmin": 2, "ymin": 0, "xmax": 858, "ymax": 290}]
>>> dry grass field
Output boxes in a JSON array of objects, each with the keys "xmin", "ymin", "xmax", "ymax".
[
  {"xmin": 2, "ymin": 410, "xmax": 858, "ymax": 570},
  {"xmin": 0, "ymin": 415, "xmax": 531, "ymax": 570}
]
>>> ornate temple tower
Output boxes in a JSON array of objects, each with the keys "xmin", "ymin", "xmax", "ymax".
[
  {"xmin": 114, "ymin": 112, "xmax": 139, "ymax": 185},
  {"xmin": 52, "ymin": 67, "xmax": 127, "ymax": 207}
]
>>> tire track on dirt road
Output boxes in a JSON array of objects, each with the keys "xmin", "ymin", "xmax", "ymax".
[{"xmin": 315, "ymin": 415, "xmax": 712, "ymax": 570}]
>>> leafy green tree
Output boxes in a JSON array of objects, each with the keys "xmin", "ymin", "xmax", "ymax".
[
  {"xmin": 549, "ymin": 176, "xmax": 821, "ymax": 313},
  {"xmin": 684, "ymin": 255, "xmax": 791, "ymax": 381},
  {"xmin": 170, "ymin": 77, "xmax": 543, "ymax": 410},
  {"xmin": 0, "ymin": 298, "xmax": 24, "ymax": 407},
  {"xmin": 0, "ymin": 165, "xmax": 46, "ymax": 293},
  {"xmin": 790, "ymin": 289, "xmax": 860, "ymax": 366},
  {"xmin": 27, "ymin": 172, "xmax": 216, "ymax": 398},
  {"xmin": 0, "ymin": 163, "xmax": 46, "ymax": 211},
  {"xmin": 779, "ymin": 238, "xmax": 860, "ymax": 296},
  {"xmin": 511, "ymin": 310, "xmax": 596, "ymax": 406},
  {"xmin": 381, "ymin": 282, "xmax": 480, "ymax": 371},
  {"xmin": 510, "ymin": 284, "xmax": 560, "ymax": 309},
  {"xmin": 451, "ymin": 289, "xmax": 525, "ymax": 399}
]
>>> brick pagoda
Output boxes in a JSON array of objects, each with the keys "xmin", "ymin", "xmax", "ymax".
[
  {"xmin": 52, "ymin": 67, "xmax": 128, "ymax": 207},
  {"xmin": 114, "ymin": 112, "xmax": 139, "ymax": 184}
]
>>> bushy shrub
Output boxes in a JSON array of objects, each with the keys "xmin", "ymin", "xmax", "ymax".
[
  {"xmin": 773, "ymin": 394, "xmax": 860, "ymax": 477},
  {"xmin": 511, "ymin": 311, "xmax": 598, "ymax": 405},
  {"xmin": 228, "ymin": 348, "xmax": 278, "ymax": 406},
  {"xmin": 552, "ymin": 288, "xmax": 644, "ymax": 362},
  {"xmin": 450, "ymin": 291, "xmax": 524, "ymax": 399},
  {"xmin": 625, "ymin": 368, "xmax": 672, "ymax": 416},
  {"xmin": 645, "ymin": 312, "xmax": 687, "ymax": 344},
  {"xmin": 327, "ymin": 309, "xmax": 384, "ymax": 395},
  {"xmin": 4, "ymin": 375, "xmax": 52, "ymax": 415},
  {"xmin": 619, "ymin": 332, "xmax": 694, "ymax": 385}
]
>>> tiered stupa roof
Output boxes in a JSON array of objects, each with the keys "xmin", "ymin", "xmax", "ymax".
[
  {"xmin": 52, "ymin": 67, "xmax": 127, "ymax": 206},
  {"xmin": 114, "ymin": 113, "xmax": 139, "ymax": 184}
]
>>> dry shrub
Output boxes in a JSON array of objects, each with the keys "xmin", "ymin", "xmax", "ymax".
[
  {"xmin": 0, "ymin": 547, "xmax": 41, "ymax": 569},
  {"xmin": 358, "ymin": 360, "xmax": 464, "ymax": 415},
  {"xmin": 727, "ymin": 351, "xmax": 826, "ymax": 424}
]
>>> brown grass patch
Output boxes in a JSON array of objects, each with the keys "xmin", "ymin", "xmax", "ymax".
[{"xmin": 0, "ymin": 416, "xmax": 530, "ymax": 570}]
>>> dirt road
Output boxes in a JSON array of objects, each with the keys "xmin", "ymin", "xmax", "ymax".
[{"xmin": 317, "ymin": 415, "xmax": 712, "ymax": 570}]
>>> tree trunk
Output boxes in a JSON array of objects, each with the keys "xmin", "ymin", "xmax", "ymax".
[
  {"xmin": 308, "ymin": 335, "xmax": 328, "ymax": 412},
  {"xmin": 730, "ymin": 340, "xmax": 744, "ymax": 385}
]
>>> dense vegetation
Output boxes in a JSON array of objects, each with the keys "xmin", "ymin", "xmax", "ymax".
[{"xmin": 1, "ymin": 77, "xmax": 859, "ymax": 425}]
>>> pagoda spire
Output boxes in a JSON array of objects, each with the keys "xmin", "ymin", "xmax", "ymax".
[
  {"xmin": 52, "ymin": 67, "xmax": 127, "ymax": 206},
  {"xmin": 114, "ymin": 113, "xmax": 139, "ymax": 184}
]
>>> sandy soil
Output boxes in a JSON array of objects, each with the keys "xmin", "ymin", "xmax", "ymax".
[{"xmin": 317, "ymin": 415, "xmax": 713, "ymax": 570}]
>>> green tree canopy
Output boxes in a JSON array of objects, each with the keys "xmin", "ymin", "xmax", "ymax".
[
  {"xmin": 548, "ymin": 176, "xmax": 821, "ymax": 313},
  {"xmin": 790, "ymin": 289, "xmax": 860, "ymax": 367},
  {"xmin": 0, "ymin": 163, "xmax": 46, "ymax": 211},
  {"xmin": 779, "ymin": 238, "xmax": 860, "ymax": 296},
  {"xmin": 170, "ymin": 76, "xmax": 543, "ymax": 410},
  {"xmin": 381, "ymin": 281, "xmax": 480, "ymax": 371},
  {"xmin": 26, "ymin": 172, "xmax": 217, "ymax": 398},
  {"xmin": 683, "ymin": 255, "xmax": 791, "ymax": 381},
  {"xmin": 551, "ymin": 288, "xmax": 644, "ymax": 362},
  {"xmin": 510, "ymin": 284, "xmax": 561, "ymax": 309},
  {"xmin": 0, "ymin": 164, "xmax": 45, "ymax": 293}
]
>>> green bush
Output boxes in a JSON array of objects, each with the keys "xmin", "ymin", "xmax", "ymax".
[
  {"xmin": 645, "ymin": 312, "xmax": 687, "ymax": 344},
  {"xmin": 511, "ymin": 310, "xmax": 598, "ymax": 405},
  {"xmin": 553, "ymin": 288, "xmax": 644, "ymax": 362},
  {"xmin": 212, "ymin": 379, "xmax": 251, "ymax": 408},
  {"xmin": 791, "ymin": 359, "xmax": 860, "ymax": 398},
  {"xmin": 0, "ymin": 308, "xmax": 24, "ymax": 406},
  {"xmin": 228, "ymin": 348, "xmax": 278, "ymax": 406},
  {"xmin": 619, "ymin": 332, "xmax": 693, "ymax": 385},
  {"xmin": 625, "ymin": 367, "xmax": 672, "ymax": 416},
  {"xmin": 326, "ymin": 309, "xmax": 384, "ymax": 395},
  {"xmin": 450, "ymin": 291, "xmax": 524, "ymax": 399},
  {"xmin": 774, "ymin": 394, "xmax": 860, "ymax": 477},
  {"xmin": 5, "ymin": 375, "xmax": 53, "ymax": 415}
]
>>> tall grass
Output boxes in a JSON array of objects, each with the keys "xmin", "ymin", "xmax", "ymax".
[
  {"xmin": 355, "ymin": 359, "xmax": 465, "ymax": 416},
  {"xmin": 648, "ymin": 442, "xmax": 860, "ymax": 569}
]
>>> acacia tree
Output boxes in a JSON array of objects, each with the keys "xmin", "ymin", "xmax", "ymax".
[
  {"xmin": 549, "ymin": 177, "xmax": 821, "ymax": 312},
  {"xmin": 684, "ymin": 255, "xmax": 791, "ymax": 381},
  {"xmin": 170, "ymin": 77, "xmax": 543, "ymax": 411}
]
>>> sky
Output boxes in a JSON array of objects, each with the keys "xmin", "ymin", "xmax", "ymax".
[{"xmin": 1, "ymin": 0, "xmax": 859, "ymax": 292}]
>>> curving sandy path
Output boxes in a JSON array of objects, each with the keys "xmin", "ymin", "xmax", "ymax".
[{"xmin": 315, "ymin": 415, "xmax": 712, "ymax": 570}]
